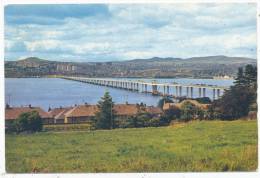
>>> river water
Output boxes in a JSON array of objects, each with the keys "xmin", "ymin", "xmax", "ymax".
[{"xmin": 5, "ymin": 78, "xmax": 234, "ymax": 111}]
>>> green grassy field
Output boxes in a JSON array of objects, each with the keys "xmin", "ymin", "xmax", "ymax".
[{"xmin": 6, "ymin": 120, "xmax": 258, "ymax": 173}]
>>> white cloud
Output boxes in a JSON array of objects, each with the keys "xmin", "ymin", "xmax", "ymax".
[{"xmin": 5, "ymin": 3, "xmax": 257, "ymax": 61}]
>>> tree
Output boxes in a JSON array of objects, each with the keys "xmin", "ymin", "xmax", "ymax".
[
  {"xmin": 244, "ymin": 64, "xmax": 257, "ymax": 87},
  {"xmin": 157, "ymin": 96, "xmax": 173, "ymax": 109},
  {"xmin": 212, "ymin": 86, "xmax": 255, "ymax": 120},
  {"xmin": 28, "ymin": 111, "xmax": 43, "ymax": 132},
  {"xmin": 14, "ymin": 111, "xmax": 43, "ymax": 133},
  {"xmin": 234, "ymin": 67, "xmax": 245, "ymax": 86},
  {"xmin": 180, "ymin": 101, "xmax": 199, "ymax": 122},
  {"xmin": 160, "ymin": 106, "xmax": 181, "ymax": 125},
  {"xmin": 212, "ymin": 64, "xmax": 257, "ymax": 120},
  {"xmin": 95, "ymin": 91, "xmax": 115, "ymax": 129},
  {"xmin": 195, "ymin": 97, "xmax": 211, "ymax": 104}
]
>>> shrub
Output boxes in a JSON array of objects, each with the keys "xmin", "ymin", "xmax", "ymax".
[
  {"xmin": 12, "ymin": 111, "xmax": 43, "ymax": 134},
  {"xmin": 195, "ymin": 97, "xmax": 211, "ymax": 104},
  {"xmin": 180, "ymin": 101, "xmax": 200, "ymax": 122}
]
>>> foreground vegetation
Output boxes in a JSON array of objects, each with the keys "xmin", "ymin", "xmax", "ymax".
[{"xmin": 6, "ymin": 120, "xmax": 257, "ymax": 173}]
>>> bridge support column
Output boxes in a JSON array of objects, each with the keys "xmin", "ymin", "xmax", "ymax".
[
  {"xmin": 217, "ymin": 89, "xmax": 220, "ymax": 99},
  {"xmin": 145, "ymin": 84, "xmax": 147, "ymax": 93},
  {"xmin": 167, "ymin": 86, "xmax": 169, "ymax": 95},
  {"xmin": 203, "ymin": 88, "xmax": 206, "ymax": 97},
  {"xmin": 152, "ymin": 85, "xmax": 158, "ymax": 95},
  {"xmin": 186, "ymin": 87, "xmax": 189, "ymax": 97},
  {"xmin": 190, "ymin": 87, "xmax": 193, "ymax": 98},
  {"xmin": 175, "ymin": 86, "xmax": 179, "ymax": 97},
  {"xmin": 179, "ymin": 86, "xmax": 182, "ymax": 96},
  {"xmin": 163, "ymin": 85, "xmax": 166, "ymax": 96},
  {"xmin": 213, "ymin": 89, "xmax": 216, "ymax": 100},
  {"xmin": 199, "ymin": 88, "xmax": 202, "ymax": 97}
]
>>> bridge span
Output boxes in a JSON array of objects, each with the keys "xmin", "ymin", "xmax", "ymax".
[{"xmin": 60, "ymin": 76, "xmax": 229, "ymax": 100}]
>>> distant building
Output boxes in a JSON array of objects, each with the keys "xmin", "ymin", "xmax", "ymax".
[{"xmin": 64, "ymin": 105, "xmax": 98, "ymax": 124}]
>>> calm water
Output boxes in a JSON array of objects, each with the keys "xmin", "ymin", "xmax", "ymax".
[{"xmin": 5, "ymin": 78, "xmax": 234, "ymax": 111}]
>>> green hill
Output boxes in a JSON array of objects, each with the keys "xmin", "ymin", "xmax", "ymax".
[
  {"xmin": 6, "ymin": 120, "xmax": 257, "ymax": 172},
  {"xmin": 5, "ymin": 55, "xmax": 256, "ymax": 78}
]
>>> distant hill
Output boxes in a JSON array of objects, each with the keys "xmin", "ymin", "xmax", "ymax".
[{"xmin": 5, "ymin": 55, "xmax": 256, "ymax": 78}]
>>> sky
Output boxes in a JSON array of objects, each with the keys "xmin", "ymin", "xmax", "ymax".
[{"xmin": 4, "ymin": 3, "xmax": 257, "ymax": 62}]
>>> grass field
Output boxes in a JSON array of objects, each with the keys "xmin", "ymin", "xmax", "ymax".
[{"xmin": 6, "ymin": 120, "xmax": 258, "ymax": 173}]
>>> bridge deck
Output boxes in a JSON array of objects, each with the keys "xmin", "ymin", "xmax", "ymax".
[{"xmin": 63, "ymin": 77, "xmax": 228, "ymax": 90}]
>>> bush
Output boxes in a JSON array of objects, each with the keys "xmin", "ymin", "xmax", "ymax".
[
  {"xmin": 212, "ymin": 86, "xmax": 255, "ymax": 120},
  {"xmin": 180, "ymin": 101, "xmax": 200, "ymax": 122},
  {"xmin": 195, "ymin": 97, "xmax": 211, "ymax": 104},
  {"xmin": 157, "ymin": 97, "xmax": 173, "ymax": 109},
  {"xmin": 11, "ymin": 111, "xmax": 43, "ymax": 134},
  {"xmin": 160, "ymin": 106, "xmax": 181, "ymax": 125}
]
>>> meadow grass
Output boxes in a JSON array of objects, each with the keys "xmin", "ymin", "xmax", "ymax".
[{"xmin": 5, "ymin": 120, "xmax": 258, "ymax": 173}]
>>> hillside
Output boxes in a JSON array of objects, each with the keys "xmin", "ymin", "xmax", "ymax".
[
  {"xmin": 6, "ymin": 120, "xmax": 257, "ymax": 172},
  {"xmin": 4, "ymin": 55, "xmax": 256, "ymax": 78}
]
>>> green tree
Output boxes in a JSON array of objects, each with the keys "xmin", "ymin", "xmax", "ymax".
[
  {"xmin": 180, "ymin": 101, "xmax": 199, "ymax": 122},
  {"xmin": 213, "ymin": 86, "xmax": 255, "ymax": 120},
  {"xmin": 14, "ymin": 111, "xmax": 43, "ymax": 133},
  {"xmin": 213, "ymin": 64, "xmax": 257, "ymax": 120},
  {"xmin": 234, "ymin": 67, "xmax": 245, "ymax": 86},
  {"xmin": 27, "ymin": 111, "xmax": 43, "ymax": 132},
  {"xmin": 157, "ymin": 96, "xmax": 173, "ymax": 109},
  {"xmin": 95, "ymin": 91, "xmax": 115, "ymax": 129},
  {"xmin": 244, "ymin": 64, "xmax": 257, "ymax": 87},
  {"xmin": 160, "ymin": 106, "xmax": 181, "ymax": 125}
]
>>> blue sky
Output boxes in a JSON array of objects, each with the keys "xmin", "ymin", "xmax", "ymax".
[{"xmin": 4, "ymin": 4, "xmax": 256, "ymax": 62}]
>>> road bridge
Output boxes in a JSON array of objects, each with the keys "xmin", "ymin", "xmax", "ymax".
[{"xmin": 60, "ymin": 76, "xmax": 229, "ymax": 100}]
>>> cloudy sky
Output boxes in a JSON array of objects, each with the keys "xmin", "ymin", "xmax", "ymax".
[{"xmin": 4, "ymin": 3, "xmax": 256, "ymax": 62}]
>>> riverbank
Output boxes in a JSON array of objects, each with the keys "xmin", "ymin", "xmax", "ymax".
[{"xmin": 6, "ymin": 120, "xmax": 257, "ymax": 172}]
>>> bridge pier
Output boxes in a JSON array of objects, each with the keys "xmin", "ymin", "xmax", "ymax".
[
  {"xmin": 179, "ymin": 86, "xmax": 182, "ymax": 96},
  {"xmin": 203, "ymin": 88, "xmax": 206, "ymax": 97},
  {"xmin": 217, "ymin": 89, "xmax": 220, "ymax": 99},
  {"xmin": 190, "ymin": 87, "xmax": 193, "ymax": 98},
  {"xmin": 213, "ymin": 89, "xmax": 216, "ymax": 100},
  {"xmin": 186, "ymin": 87, "xmax": 189, "ymax": 97},
  {"xmin": 167, "ymin": 86, "xmax": 169, "ymax": 95},
  {"xmin": 199, "ymin": 88, "xmax": 202, "ymax": 97},
  {"xmin": 152, "ymin": 84, "xmax": 158, "ymax": 95}
]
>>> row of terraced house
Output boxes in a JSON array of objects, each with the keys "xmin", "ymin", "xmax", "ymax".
[{"xmin": 5, "ymin": 103, "xmax": 163, "ymax": 127}]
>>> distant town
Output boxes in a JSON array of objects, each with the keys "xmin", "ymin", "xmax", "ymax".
[{"xmin": 5, "ymin": 55, "xmax": 256, "ymax": 78}]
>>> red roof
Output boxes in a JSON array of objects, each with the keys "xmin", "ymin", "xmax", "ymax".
[
  {"xmin": 65, "ymin": 105, "xmax": 98, "ymax": 118},
  {"xmin": 113, "ymin": 104, "xmax": 139, "ymax": 116},
  {"xmin": 5, "ymin": 107, "xmax": 51, "ymax": 120},
  {"xmin": 48, "ymin": 107, "xmax": 73, "ymax": 119},
  {"xmin": 145, "ymin": 106, "xmax": 162, "ymax": 114}
]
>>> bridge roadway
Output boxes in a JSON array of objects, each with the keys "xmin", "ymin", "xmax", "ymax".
[{"xmin": 60, "ymin": 76, "xmax": 229, "ymax": 100}]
